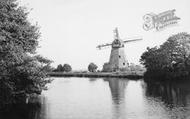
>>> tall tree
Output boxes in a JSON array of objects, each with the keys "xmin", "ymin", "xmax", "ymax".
[
  {"xmin": 0, "ymin": 0, "xmax": 51, "ymax": 108},
  {"xmin": 140, "ymin": 33, "xmax": 190, "ymax": 79}
]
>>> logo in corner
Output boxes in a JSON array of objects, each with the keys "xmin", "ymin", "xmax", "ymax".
[{"xmin": 143, "ymin": 9, "xmax": 180, "ymax": 31}]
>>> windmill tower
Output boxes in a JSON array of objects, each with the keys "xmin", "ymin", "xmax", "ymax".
[{"xmin": 97, "ymin": 28, "xmax": 142, "ymax": 72}]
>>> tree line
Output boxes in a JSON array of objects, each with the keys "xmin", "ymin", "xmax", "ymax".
[{"xmin": 53, "ymin": 62, "xmax": 98, "ymax": 72}]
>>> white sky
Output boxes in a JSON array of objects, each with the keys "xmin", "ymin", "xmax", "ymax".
[{"xmin": 19, "ymin": 0, "xmax": 190, "ymax": 70}]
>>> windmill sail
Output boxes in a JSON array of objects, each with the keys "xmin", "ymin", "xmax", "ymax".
[
  {"xmin": 97, "ymin": 28, "xmax": 142, "ymax": 72},
  {"xmin": 123, "ymin": 38, "xmax": 142, "ymax": 43}
]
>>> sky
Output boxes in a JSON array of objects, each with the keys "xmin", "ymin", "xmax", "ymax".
[{"xmin": 19, "ymin": 0, "xmax": 190, "ymax": 70}]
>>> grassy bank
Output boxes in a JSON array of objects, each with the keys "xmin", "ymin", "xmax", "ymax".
[{"xmin": 48, "ymin": 71, "xmax": 144, "ymax": 79}]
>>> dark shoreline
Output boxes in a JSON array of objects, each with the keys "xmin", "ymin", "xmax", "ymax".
[{"xmin": 48, "ymin": 72, "xmax": 144, "ymax": 79}]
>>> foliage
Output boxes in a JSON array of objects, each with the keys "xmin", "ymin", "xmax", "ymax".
[
  {"xmin": 63, "ymin": 64, "xmax": 72, "ymax": 72},
  {"xmin": 0, "ymin": 0, "xmax": 52, "ymax": 108},
  {"xmin": 102, "ymin": 63, "xmax": 111, "ymax": 72},
  {"xmin": 129, "ymin": 63, "xmax": 146, "ymax": 74},
  {"xmin": 54, "ymin": 64, "xmax": 72, "ymax": 72},
  {"xmin": 55, "ymin": 64, "xmax": 64, "ymax": 72},
  {"xmin": 140, "ymin": 32, "xmax": 190, "ymax": 79},
  {"xmin": 88, "ymin": 63, "xmax": 98, "ymax": 72}
]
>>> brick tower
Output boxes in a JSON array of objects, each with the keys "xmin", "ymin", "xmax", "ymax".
[{"xmin": 107, "ymin": 28, "xmax": 129, "ymax": 71}]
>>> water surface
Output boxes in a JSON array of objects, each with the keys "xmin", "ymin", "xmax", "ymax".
[{"xmin": 1, "ymin": 77, "xmax": 190, "ymax": 119}]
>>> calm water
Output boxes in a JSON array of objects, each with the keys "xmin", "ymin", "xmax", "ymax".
[{"xmin": 1, "ymin": 77, "xmax": 190, "ymax": 119}]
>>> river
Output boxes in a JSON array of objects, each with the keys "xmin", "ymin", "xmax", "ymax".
[{"xmin": 1, "ymin": 77, "xmax": 190, "ymax": 119}]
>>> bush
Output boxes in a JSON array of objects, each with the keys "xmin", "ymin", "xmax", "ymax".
[
  {"xmin": 63, "ymin": 64, "xmax": 72, "ymax": 72},
  {"xmin": 88, "ymin": 63, "xmax": 98, "ymax": 72}
]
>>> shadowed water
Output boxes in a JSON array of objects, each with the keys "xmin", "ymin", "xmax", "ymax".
[{"xmin": 1, "ymin": 77, "xmax": 190, "ymax": 119}]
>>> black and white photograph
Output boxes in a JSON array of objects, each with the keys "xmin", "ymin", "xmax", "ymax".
[{"xmin": 0, "ymin": 0, "xmax": 190, "ymax": 119}]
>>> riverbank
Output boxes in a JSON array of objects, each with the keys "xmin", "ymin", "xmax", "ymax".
[{"xmin": 48, "ymin": 72, "xmax": 144, "ymax": 79}]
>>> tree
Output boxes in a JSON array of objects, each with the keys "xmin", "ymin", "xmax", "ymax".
[
  {"xmin": 140, "ymin": 32, "xmax": 190, "ymax": 79},
  {"xmin": 54, "ymin": 64, "xmax": 72, "ymax": 72},
  {"xmin": 0, "ymin": 0, "xmax": 51, "ymax": 109},
  {"xmin": 56, "ymin": 64, "xmax": 63, "ymax": 72},
  {"xmin": 62, "ymin": 64, "xmax": 72, "ymax": 72},
  {"xmin": 88, "ymin": 63, "xmax": 98, "ymax": 72}
]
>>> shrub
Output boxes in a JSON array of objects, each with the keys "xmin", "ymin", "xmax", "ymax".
[{"xmin": 88, "ymin": 63, "xmax": 98, "ymax": 72}]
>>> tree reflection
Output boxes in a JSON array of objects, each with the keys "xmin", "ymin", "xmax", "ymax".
[
  {"xmin": 88, "ymin": 78, "xmax": 98, "ymax": 82},
  {"xmin": 145, "ymin": 80, "xmax": 190, "ymax": 107},
  {"xmin": 0, "ymin": 96, "xmax": 46, "ymax": 119}
]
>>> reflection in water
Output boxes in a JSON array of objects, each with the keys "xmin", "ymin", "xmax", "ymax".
[
  {"xmin": 0, "ymin": 96, "xmax": 45, "ymax": 119},
  {"xmin": 104, "ymin": 78, "xmax": 128, "ymax": 104},
  {"xmin": 1, "ymin": 78, "xmax": 190, "ymax": 119},
  {"xmin": 89, "ymin": 78, "xmax": 98, "ymax": 82},
  {"xmin": 145, "ymin": 81, "xmax": 190, "ymax": 106},
  {"xmin": 145, "ymin": 80, "xmax": 190, "ymax": 119},
  {"xmin": 103, "ymin": 78, "xmax": 129, "ymax": 119}
]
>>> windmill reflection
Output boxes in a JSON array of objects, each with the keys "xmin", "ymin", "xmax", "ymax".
[
  {"xmin": 103, "ymin": 78, "xmax": 129, "ymax": 119},
  {"xmin": 103, "ymin": 78, "xmax": 129, "ymax": 104}
]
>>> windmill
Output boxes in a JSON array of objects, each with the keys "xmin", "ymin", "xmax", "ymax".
[{"xmin": 97, "ymin": 28, "xmax": 142, "ymax": 72}]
